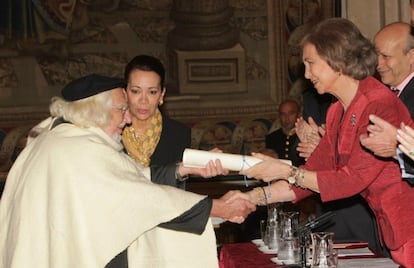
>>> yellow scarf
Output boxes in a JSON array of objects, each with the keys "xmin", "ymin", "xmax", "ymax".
[{"xmin": 122, "ymin": 109, "xmax": 162, "ymax": 166}]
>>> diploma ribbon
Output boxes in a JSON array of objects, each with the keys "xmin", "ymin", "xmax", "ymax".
[
  {"xmin": 240, "ymin": 154, "xmax": 272, "ymax": 200},
  {"xmin": 240, "ymin": 154, "xmax": 251, "ymax": 187}
]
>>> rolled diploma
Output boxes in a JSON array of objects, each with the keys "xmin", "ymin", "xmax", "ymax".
[{"xmin": 182, "ymin": 148, "xmax": 291, "ymax": 171}]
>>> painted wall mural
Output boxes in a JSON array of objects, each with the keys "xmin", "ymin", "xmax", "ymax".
[{"xmin": 0, "ymin": 0, "xmax": 336, "ymax": 121}]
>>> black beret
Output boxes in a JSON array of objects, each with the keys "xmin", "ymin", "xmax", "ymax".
[{"xmin": 61, "ymin": 74, "xmax": 126, "ymax": 101}]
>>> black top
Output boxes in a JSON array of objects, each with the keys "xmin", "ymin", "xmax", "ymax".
[
  {"xmin": 265, "ymin": 128, "xmax": 305, "ymax": 166},
  {"xmin": 150, "ymin": 116, "xmax": 191, "ymax": 166},
  {"xmin": 399, "ymin": 77, "xmax": 414, "ymax": 184},
  {"xmin": 150, "ymin": 115, "xmax": 191, "ymax": 189}
]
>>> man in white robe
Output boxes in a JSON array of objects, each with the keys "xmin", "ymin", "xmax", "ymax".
[{"xmin": 0, "ymin": 74, "xmax": 255, "ymax": 268}]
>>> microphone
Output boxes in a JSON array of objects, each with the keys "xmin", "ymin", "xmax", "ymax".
[{"xmin": 298, "ymin": 211, "xmax": 335, "ymax": 234}]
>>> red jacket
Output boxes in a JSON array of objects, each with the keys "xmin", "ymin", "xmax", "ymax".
[{"xmin": 294, "ymin": 77, "xmax": 414, "ymax": 250}]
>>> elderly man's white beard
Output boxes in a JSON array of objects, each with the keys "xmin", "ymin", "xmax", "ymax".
[
  {"xmin": 112, "ymin": 133, "xmax": 122, "ymax": 143},
  {"xmin": 111, "ymin": 121, "xmax": 128, "ymax": 143}
]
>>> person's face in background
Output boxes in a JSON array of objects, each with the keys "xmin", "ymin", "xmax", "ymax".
[
  {"xmin": 374, "ymin": 25, "xmax": 414, "ymax": 87},
  {"xmin": 279, "ymin": 101, "xmax": 300, "ymax": 132},
  {"xmin": 126, "ymin": 69, "xmax": 166, "ymax": 125},
  {"xmin": 104, "ymin": 88, "xmax": 131, "ymax": 142}
]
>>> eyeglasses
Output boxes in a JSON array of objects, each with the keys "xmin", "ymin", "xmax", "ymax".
[{"xmin": 112, "ymin": 105, "xmax": 129, "ymax": 115}]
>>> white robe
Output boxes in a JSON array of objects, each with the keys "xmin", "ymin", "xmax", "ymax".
[{"xmin": 0, "ymin": 120, "xmax": 218, "ymax": 268}]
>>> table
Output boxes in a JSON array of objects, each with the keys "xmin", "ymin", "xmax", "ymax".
[
  {"xmin": 219, "ymin": 242, "xmax": 276, "ymax": 268},
  {"xmin": 219, "ymin": 242, "xmax": 399, "ymax": 268}
]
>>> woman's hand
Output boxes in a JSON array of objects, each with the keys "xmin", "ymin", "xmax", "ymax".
[
  {"xmin": 224, "ymin": 181, "xmax": 296, "ymax": 205},
  {"xmin": 179, "ymin": 159, "xmax": 229, "ymax": 178},
  {"xmin": 295, "ymin": 117, "xmax": 323, "ymax": 159},
  {"xmin": 296, "ymin": 116, "xmax": 321, "ymax": 142},
  {"xmin": 297, "ymin": 140, "xmax": 318, "ymax": 159},
  {"xmin": 397, "ymin": 123, "xmax": 414, "ymax": 160},
  {"xmin": 239, "ymin": 153, "xmax": 291, "ymax": 182},
  {"xmin": 221, "ymin": 190, "xmax": 255, "ymax": 204}
]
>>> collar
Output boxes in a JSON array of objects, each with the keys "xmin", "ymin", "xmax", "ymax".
[{"xmin": 394, "ymin": 72, "xmax": 414, "ymax": 96}]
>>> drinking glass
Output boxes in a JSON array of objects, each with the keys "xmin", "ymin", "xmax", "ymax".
[
  {"xmin": 267, "ymin": 205, "xmax": 278, "ymax": 225},
  {"xmin": 278, "ymin": 211, "xmax": 300, "ymax": 263},
  {"xmin": 311, "ymin": 232, "xmax": 335, "ymax": 268},
  {"xmin": 280, "ymin": 211, "xmax": 299, "ymax": 239},
  {"xmin": 266, "ymin": 222, "xmax": 279, "ymax": 250},
  {"xmin": 278, "ymin": 237, "xmax": 300, "ymax": 263}
]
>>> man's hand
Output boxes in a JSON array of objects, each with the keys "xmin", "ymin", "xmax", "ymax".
[
  {"xmin": 360, "ymin": 114, "xmax": 398, "ymax": 158},
  {"xmin": 211, "ymin": 192, "xmax": 256, "ymax": 224}
]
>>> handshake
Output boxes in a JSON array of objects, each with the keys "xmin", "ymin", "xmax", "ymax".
[
  {"xmin": 211, "ymin": 190, "xmax": 257, "ymax": 224},
  {"xmin": 182, "ymin": 148, "xmax": 293, "ymax": 224},
  {"xmin": 182, "ymin": 148, "xmax": 262, "ymax": 224}
]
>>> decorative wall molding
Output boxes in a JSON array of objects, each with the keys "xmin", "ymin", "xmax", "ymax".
[
  {"xmin": 0, "ymin": 106, "xmax": 49, "ymax": 126},
  {"xmin": 164, "ymin": 103, "xmax": 278, "ymax": 121}
]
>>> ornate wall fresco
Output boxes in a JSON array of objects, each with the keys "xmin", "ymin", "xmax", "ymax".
[
  {"xmin": 0, "ymin": 0, "xmax": 337, "ymax": 125},
  {"xmin": 411, "ymin": 0, "xmax": 414, "ymax": 25}
]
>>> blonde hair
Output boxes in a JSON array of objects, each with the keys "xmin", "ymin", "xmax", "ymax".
[{"xmin": 49, "ymin": 90, "xmax": 113, "ymax": 128}]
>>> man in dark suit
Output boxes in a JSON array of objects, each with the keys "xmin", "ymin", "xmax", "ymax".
[
  {"xmin": 266, "ymin": 99, "xmax": 305, "ymax": 166},
  {"xmin": 374, "ymin": 21, "xmax": 414, "ymax": 181}
]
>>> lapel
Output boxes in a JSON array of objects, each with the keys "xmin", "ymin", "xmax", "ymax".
[
  {"xmin": 325, "ymin": 89, "xmax": 368, "ymax": 163},
  {"xmin": 399, "ymin": 76, "xmax": 414, "ymax": 107}
]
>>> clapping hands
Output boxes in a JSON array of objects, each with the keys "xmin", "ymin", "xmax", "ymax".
[
  {"xmin": 296, "ymin": 117, "xmax": 325, "ymax": 159},
  {"xmin": 359, "ymin": 114, "xmax": 398, "ymax": 158}
]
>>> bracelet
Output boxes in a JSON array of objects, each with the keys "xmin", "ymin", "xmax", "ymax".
[
  {"xmin": 175, "ymin": 162, "xmax": 189, "ymax": 182},
  {"xmin": 254, "ymin": 187, "xmax": 267, "ymax": 206},
  {"xmin": 287, "ymin": 166, "xmax": 299, "ymax": 185},
  {"xmin": 260, "ymin": 187, "xmax": 268, "ymax": 205},
  {"xmin": 296, "ymin": 168, "xmax": 306, "ymax": 188},
  {"xmin": 286, "ymin": 165, "xmax": 306, "ymax": 189}
]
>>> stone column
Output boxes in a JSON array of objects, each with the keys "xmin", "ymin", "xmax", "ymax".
[
  {"xmin": 167, "ymin": 0, "xmax": 239, "ymax": 51},
  {"xmin": 167, "ymin": 0, "xmax": 246, "ymax": 95}
]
